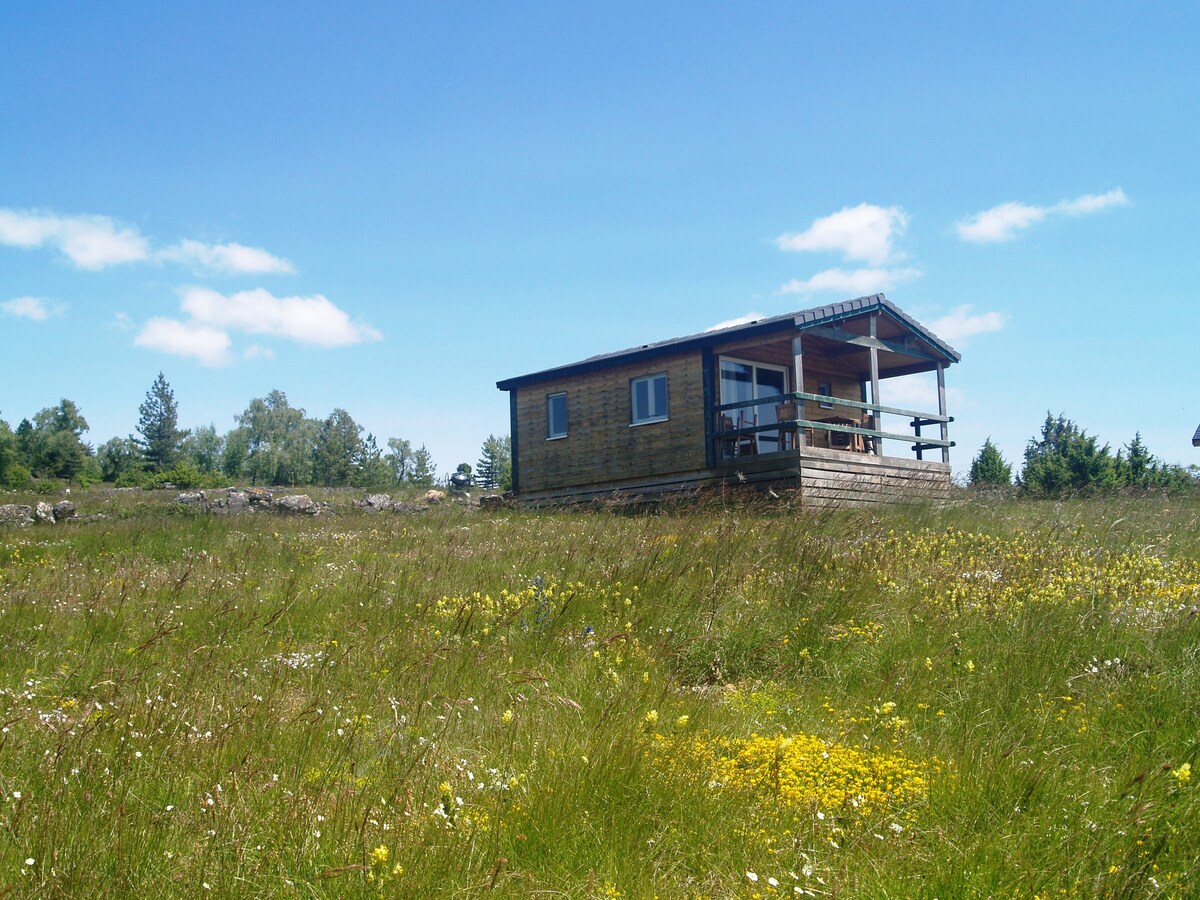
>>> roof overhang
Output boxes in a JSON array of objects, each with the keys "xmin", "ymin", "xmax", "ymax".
[{"xmin": 497, "ymin": 293, "xmax": 960, "ymax": 391}]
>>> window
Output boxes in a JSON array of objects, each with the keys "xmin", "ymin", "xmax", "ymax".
[
  {"xmin": 546, "ymin": 392, "xmax": 568, "ymax": 439},
  {"xmin": 818, "ymin": 381, "xmax": 833, "ymax": 409},
  {"xmin": 631, "ymin": 373, "xmax": 668, "ymax": 425}
]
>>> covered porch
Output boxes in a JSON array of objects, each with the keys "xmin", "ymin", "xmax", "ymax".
[{"xmin": 701, "ymin": 302, "xmax": 958, "ymax": 501}]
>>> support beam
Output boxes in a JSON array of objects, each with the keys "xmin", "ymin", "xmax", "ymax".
[
  {"xmin": 804, "ymin": 324, "xmax": 941, "ymax": 363},
  {"xmin": 868, "ymin": 313, "xmax": 881, "ymax": 456},
  {"xmin": 792, "ymin": 334, "xmax": 807, "ymax": 447},
  {"xmin": 937, "ymin": 362, "xmax": 949, "ymax": 464}
]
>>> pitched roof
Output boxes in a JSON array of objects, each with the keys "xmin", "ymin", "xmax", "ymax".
[
  {"xmin": 497, "ymin": 293, "xmax": 960, "ymax": 391},
  {"xmin": 1193, "ymin": 423, "xmax": 1200, "ymax": 446}
]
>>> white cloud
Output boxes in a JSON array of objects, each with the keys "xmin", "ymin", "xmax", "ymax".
[
  {"xmin": 0, "ymin": 206, "xmax": 294, "ymax": 274},
  {"xmin": 778, "ymin": 266, "xmax": 921, "ymax": 296},
  {"xmin": 882, "ymin": 373, "xmax": 966, "ymax": 412},
  {"xmin": 1055, "ymin": 188, "xmax": 1130, "ymax": 216},
  {"xmin": 957, "ymin": 188, "xmax": 1130, "ymax": 243},
  {"xmin": 159, "ymin": 239, "xmax": 295, "ymax": 274},
  {"xmin": 955, "ymin": 202, "xmax": 1046, "ymax": 243},
  {"xmin": 179, "ymin": 287, "xmax": 382, "ymax": 348},
  {"xmin": 2, "ymin": 296, "xmax": 63, "ymax": 321},
  {"xmin": 242, "ymin": 343, "xmax": 275, "ymax": 360},
  {"xmin": 707, "ymin": 312, "xmax": 766, "ymax": 332},
  {"xmin": 776, "ymin": 204, "xmax": 909, "ymax": 266},
  {"xmin": 0, "ymin": 208, "xmax": 149, "ymax": 269},
  {"xmin": 927, "ymin": 304, "xmax": 1007, "ymax": 344},
  {"xmin": 133, "ymin": 318, "xmax": 233, "ymax": 367}
]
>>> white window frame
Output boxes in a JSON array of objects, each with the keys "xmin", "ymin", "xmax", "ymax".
[
  {"xmin": 546, "ymin": 392, "xmax": 568, "ymax": 440},
  {"xmin": 630, "ymin": 372, "xmax": 669, "ymax": 426}
]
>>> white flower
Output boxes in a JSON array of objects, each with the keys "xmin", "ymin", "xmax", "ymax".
[
  {"xmin": 768, "ymin": 876, "xmax": 780, "ymax": 887},
  {"xmin": 746, "ymin": 871, "xmax": 759, "ymax": 882},
  {"xmin": 890, "ymin": 822, "xmax": 904, "ymax": 833},
  {"xmin": 24, "ymin": 858, "xmax": 34, "ymax": 866}
]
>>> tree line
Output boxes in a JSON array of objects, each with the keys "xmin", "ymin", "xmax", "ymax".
[
  {"xmin": 969, "ymin": 412, "xmax": 1198, "ymax": 496},
  {"xmin": 0, "ymin": 374, "xmax": 511, "ymax": 493}
]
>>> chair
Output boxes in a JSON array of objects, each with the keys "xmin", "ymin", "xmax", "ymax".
[
  {"xmin": 820, "ymin": 416, "xmax": 863, "ymax": 452},
  {"xmin": 775, "ymin": 400, "xmax": 799, "ymax": 451},
  {"xmin": 718, "ymin": 414, "xmax": 737, "ymax": 459},
  {"xmin": 735, "ymin": 410, "xmax": 757, "ymax": 456},
  {"xmin": 860, "ymin": 413, "xmax": 877, "ymax": 454}
]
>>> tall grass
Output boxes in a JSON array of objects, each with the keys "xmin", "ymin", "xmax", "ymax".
[{"xmin": 1, "ymin": 493, "xmax": 1198, "ymax": 897}]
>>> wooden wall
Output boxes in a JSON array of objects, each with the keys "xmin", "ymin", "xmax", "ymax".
[{"xmin": 513, "ymin": 351, "xmax": 708, "ymax": 493}]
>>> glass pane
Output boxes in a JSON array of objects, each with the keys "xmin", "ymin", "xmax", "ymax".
[
  {"xmin": 634, "ymin": 380, "xmax": 649, "ymax": 421},
  {"xmin": 548, "ymin": 394, "xmax": 567, "ymax": 437},
  {"xmin": 719, "ymin": 361, "xmax": 754, "ymax": 405},
  {"xmin": 652, "ymin": 374, "xmax": 667, "ymax": 417},
  {"xmin": 756, "ymin": 368, "xmax": 786, "ymax": 451}
]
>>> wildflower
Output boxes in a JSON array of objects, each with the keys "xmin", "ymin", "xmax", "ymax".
[
  {"xmin": 676, "ymin": 714, "xmax": 689, "ymax": 728},
  {"xmin": 372, "ymin": 845, "xmax": 390, "ymax": 865},
  {"xmin": 24, "ymin": 858, "xmax": 34, "ymax": 867},
  {"xmin": 1172, "ymin": 762, "xmax": 1191, "ymax": 784},
  {"xmin": 644, "ymin": 709, "xmax": 659, "ymax": 727},
  {"xmin": 966, "ymin": 659, "xmax": 975, "ymax": 673},
  {"xmin": 747, "ymin": 871, "xmax": 759, "ymax": 882},
  {"xmin": 501, "ymin": 709, "xmax": 514, "ymax": 724}
]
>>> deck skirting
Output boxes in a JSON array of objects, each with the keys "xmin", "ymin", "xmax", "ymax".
[{"xmin": 514, "ymin": 447, "xmax": 951, "ymax": 507}]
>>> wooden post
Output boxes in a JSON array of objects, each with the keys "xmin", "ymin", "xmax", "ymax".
[
  {"xmin": 791, "ymin": 334, "xmax": 806, "ymax": 447},
  {"xmin": 868, "ymin": 313, "xmax": 881, "ymax": 456},
  {"xmin": 937, "ymin": 362, "xmax": 949, "ymax": 464}
]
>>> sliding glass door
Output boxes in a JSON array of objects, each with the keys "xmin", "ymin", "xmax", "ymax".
[{"xmin": 719, "ymin": 358, "xmax": 789, "ymax": 453}]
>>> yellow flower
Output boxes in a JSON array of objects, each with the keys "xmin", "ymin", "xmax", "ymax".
[
  {"xmin": 644, "ymin": 709, "xmax": 659, "ymax": 727},
  {"xmin": 372, "ymin": 845, "xmax": 389, "ymax": 865},
  {"xmin": 501, "ymin": 709, "xmax": 514, "ymax": 724},
  {"xmin": 1172, "ymin": 762, "xmax": 1191, "ymax": 784},
  {"xmin": 675, "ymin": 714, "xmax": 689, "ymax": 728}
]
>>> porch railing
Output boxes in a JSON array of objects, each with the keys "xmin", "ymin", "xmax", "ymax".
[{"xmin": 710, "ymin": 391, "xmax": 954, "ymax": 462}]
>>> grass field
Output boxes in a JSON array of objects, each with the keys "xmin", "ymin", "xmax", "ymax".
[{"xmin": 1, "ymin": 490, "xmax": 1198, "ymax": 897}]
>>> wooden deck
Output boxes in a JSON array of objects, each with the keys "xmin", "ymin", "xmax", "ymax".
[{"xmin": 513, "ymin": 446, "xmax": 951, "ymax": 507}]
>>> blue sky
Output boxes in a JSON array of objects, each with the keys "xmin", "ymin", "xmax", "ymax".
[{"xmin": 2, "ymin": 2, "xmax": 1197, "ymax": 478}]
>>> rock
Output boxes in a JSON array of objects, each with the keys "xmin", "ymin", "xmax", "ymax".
[
  {"xmin": 225, "ymin": 489, "xmax": 249, "ymax": 510},
  {"xmin": 177, "ymin": 491, "xmax": 207, "ymax": 505},
  {"xmin": 479, "ymin": 494, "xmax": 511, "ymax": 510},
  {"xmin": 247, "ymin": 488, "xmax": 273, "ymax": 505},
  {"xmin": 0, "ymin": 504, "xmax": 34, "ymax": 527},
  {"xmin": 423, "ymin": 489, "xmax": 446, "ymax": 504},
  {"xmin": 358, "ymin": 493, "xmax": 394, "ymax": 512},
  {"xmin": 52, "ymin": 500, "xmax": 77, "ymax": 520},
  {"xmin": 275, "ymin": 494, "xmax": 319, "ymax": 515},
  {"xmin": 34, "ymin": 501, "xmax": 56, "ymax": 524}
]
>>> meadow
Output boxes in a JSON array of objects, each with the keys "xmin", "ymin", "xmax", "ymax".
[{"xmin": 1, "ymin": 490, "xmax": 1198, "ymax": 898}]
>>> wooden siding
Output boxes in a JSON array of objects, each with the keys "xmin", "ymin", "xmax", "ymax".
[
  {"xmin": 514, "ymin": 350, "xmax": 707, "ymax": 493},
  {"xmin": 798, "ymin": 447, "xmax": 952, "ymax": 507}
]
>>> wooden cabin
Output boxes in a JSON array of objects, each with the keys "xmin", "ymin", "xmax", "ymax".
[{"xmin": 496, "ymin": 293, "xmax": 961, "ymax": 506}]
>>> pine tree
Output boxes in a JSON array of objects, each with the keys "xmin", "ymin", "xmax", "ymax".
[
  {"xmin": 408, "ymin": 445, "xmax": 436, "ymax": 487},
  {"xmin": 1019, "ymin": 413, "xmax": 1118, "ymax": 497},
  {"xmin": 968, "ymin": 438, "xmax": 1012, "ymax": 487},
  {"xmin": 476, "ymin": 434, "xmax": 512, "ymax": 490},
  {"xmin": 137, "ymin": 373, "xmax": 188, "ymax": 472}
]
